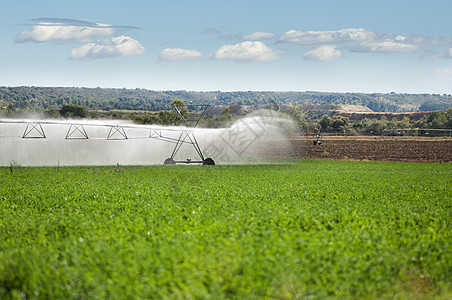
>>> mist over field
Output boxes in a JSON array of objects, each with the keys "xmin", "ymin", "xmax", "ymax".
[{"xmin": 0, "ymin": 110, "xmax": 297, "ymax": 166}]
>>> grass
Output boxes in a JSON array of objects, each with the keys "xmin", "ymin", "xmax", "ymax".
[{"xmin": 0, "ymin": 160, "xmax": 451, "ymax": 299}]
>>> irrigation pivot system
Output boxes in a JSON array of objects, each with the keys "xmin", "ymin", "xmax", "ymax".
[
  {"xmin": 0, "ymin": 104, "xmax": 215, "ymax": 165},
  {"xmin": 163, "ymin": 104, "xmax": 214, "ymax": 165}
]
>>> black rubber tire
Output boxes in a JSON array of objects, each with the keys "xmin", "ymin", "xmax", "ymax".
[
  {"xmin": 203, "ymin": 158, "xmax": 215, "ymax": 165},
  {"xmin": 164, "ymin": 158, "xmax": 176, "ymax": 165}
]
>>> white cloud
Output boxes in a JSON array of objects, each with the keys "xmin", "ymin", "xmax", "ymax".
[
  {"xmin": 16, "ymin": 22, "xmax": 115, "ymax": 43},
  {"xmin": 212, "ymin": 41, "xmax": 281, "ymax": 63},
  {"xmin": 279, "ymin": 28, "xmax": 374, "ymax": 45},
  {"xmin": 352, "ymin": 41, "xmax": 418, "ymax": 53},
  {"xmin": 277, "ymin": 28, "xmax": 438, "ymax": 57},
  {"xmin": 303, "ymin": 45, "xmax": 342, "ymax": 61},
  {"xmin": 70, "ymin": 36, "xmax": 145, "ymax": 60},
  {"xmin": 242, "ymin": 32, "xmax": 276, "ymax": 40},
  {"xmin": 16, "ymin": 19, "xmax": 145, "ymax": 61},
  {"xmin": 159, "ymin": 48, "xmax": 203, "ymax": 62}
]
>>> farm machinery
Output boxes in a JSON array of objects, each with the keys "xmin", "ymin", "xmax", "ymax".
[{"xmin": 0, "ymin": 104, "xmax": 215, "ymax": 166}]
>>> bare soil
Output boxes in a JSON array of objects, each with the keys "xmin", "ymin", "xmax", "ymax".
[
  {"xmin": 293, "ymin": 136, "xmax": 452, "ymax": 163},
  {"xmin": 264, "ymin": 136, "xmax": 452, "ymax": 163}
]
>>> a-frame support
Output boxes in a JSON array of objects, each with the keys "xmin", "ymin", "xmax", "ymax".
[
  {"xmin": 107, "ymin": 126, "xmax": 128, "ymax": 140},
  {"xmin": 23, "ymin": 122, "xmax": 46, "ymax": 138},
  {"xmin": 164, "ymin": 104, "xmax": 214, "ymax": 165},
  {"xmin": 66, "ymin": 124, "xmax": 89, "ymax": 139}
]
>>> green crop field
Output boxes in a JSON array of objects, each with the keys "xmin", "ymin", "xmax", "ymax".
[{"xmin": 1, "ymin": 161, "xmax": 451, "ymax": 299}]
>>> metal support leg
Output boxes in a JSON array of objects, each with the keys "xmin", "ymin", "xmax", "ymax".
[
  {"xmin": 66, "ymin": 124, "xmax": 89, "ymax": 139},
  {"xmin": 107, "ymin": 126, "xmax": 128, "ymax": 140},
  {"xmin": 23, "ymin": 123, "xmax": 46, "ymax": 138}
]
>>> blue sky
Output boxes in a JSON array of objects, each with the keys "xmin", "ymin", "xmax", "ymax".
[{"xmin": 1, "ymin": 0, "xmax": 451, "ymax": 93}]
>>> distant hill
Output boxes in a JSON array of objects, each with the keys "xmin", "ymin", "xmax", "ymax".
[{"xmin": 0, "ymin": 86, "xmax": 451, "ymax": 113}]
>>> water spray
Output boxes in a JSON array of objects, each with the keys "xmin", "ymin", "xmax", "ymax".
[{"xmin": 0, "ymin": 109, "xmax": 297, "ymax": 166}]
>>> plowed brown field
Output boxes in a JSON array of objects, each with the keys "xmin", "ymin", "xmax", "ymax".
[
  {"xmin": 290, "ymin": 136, "xmax": 452, "ymax": 163},
  {"xmin": 261, "ymin": 136, "xmax": 452, "ymax": 163}
]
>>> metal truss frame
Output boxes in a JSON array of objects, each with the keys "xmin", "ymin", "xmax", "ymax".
[
  {"xmin": 2, "ymin": 104, "xmax": 215, "ymax": 165},
  {"xmin": 23, "ymin": 122, "xmax": 46, "ymax": 138},
  {"xmin": 66, "ymin": 124, "xmax": 89, "ymax": 139}
]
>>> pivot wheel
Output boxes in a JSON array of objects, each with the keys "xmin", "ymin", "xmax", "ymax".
[
  {"xmin": 164, "ymin": 158, "xmax": 176, "ymax": 165},
  {"xmin": 203, "ymin": 158, "xmax": 215, "ymax": 165}
]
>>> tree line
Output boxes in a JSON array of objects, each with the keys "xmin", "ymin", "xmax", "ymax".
[
  {"xmin": 1, "ymin": 99, "xmax": 451, "ymax": 134},
  {"xmin": 1, "ymin": 86, "xmax": 451, "ymax": 113},
  {"xmin": 317, "ymin": 110, "xmax": 452, "ymax": 134}
]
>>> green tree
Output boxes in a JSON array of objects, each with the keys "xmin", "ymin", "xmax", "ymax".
[
  {"xmin": 419, "ymin": 102, "xmax": 452, "ymax": 111},
  {"xmin": 158, "ymin": 111, "xmax": 174, "ymax": 125},
  {"xmin": 319, "ymin": 115, "xmax": 332, "ymax": 130},
  {"xmin": 222, "ymin": 107, "xmax": 230, "ymax": 115},
  {"xmin": 170, "ymin": 99, "xmax": 189, "ymax": 125},
  {"xmin": 44, "ymin": 108, "xmax": 60, "ymax": 118},
  {"xmin": 331, "ymin": 116, "xmax": 349, "ymax": 129},
  {"xmin": 447, "ymin": 109, "xmax": 452, "ymax": 128},
  {"xmin": 59, "ymin": 104, "xmax": 89, "ymax": 118}
]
